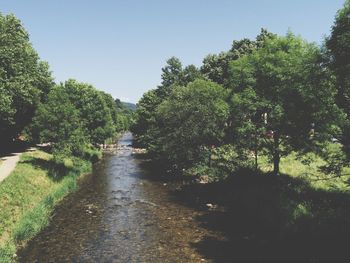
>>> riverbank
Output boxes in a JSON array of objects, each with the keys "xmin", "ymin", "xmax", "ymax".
[{"xmin": 0, "ymin": 150, "xmax": 92, "ymax": 263}]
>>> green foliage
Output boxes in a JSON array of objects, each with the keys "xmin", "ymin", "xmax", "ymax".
[
  {"xmin": 250, "ymin": 34, "xmax": 338, "ymax": 143},
  {"xmin": 318, "ymin": 142, "xmax": 348, "ymax": 177},
  {"xmin": 114, "ymin": 98, "xmax": 134, "ymax": 131},
  {"xmin": 155, "ymin": 79, "xmax": 229, "ymax": 168},
  {"xmin": 181, "ymin": 64, "xmax": 202, "ymax": 85},
  {"xmin": 101, "ymin": 91, "xmax": 119, "ymax": 128},
  {"xmin": 327, "ymin": 0, "xmax": 350, "ymax": 112},
  {"xmin": 31, "ymin": 86, "xmax": 87, "ymax": 156},
  {"xmin": 212, "ymin": 144, "xmax": 254, "ymax": 172},
  {"xmin": 131, "ymin": 89, "xmax": 162, "ymax": 148},
  {"xmin": 82, "ymin": 147, "xmax": 102, "ymax": 163},
  {"xmin": 61, "ymin": 79, "xmax": 115, "ymax": 145},
  {"xmin": 228, "ymin": 33, "xmax": 343, "ymax": 174},
  {"xmin": 31, "ymin": 79, "xmax": 128, "ymax": 157},
  {"xmin": 0, "ymin": 13, "xmax": 54, "ymax": 143},
  {"xmin": 0, "ymin": 13, "xmax": 126, "ymax": 155},
  {"xmin": 201, "ymin": 28, "xmax": 276, "ymax": 86},
  {"xmin": 186, "ymin": 144, "xmax": 254, "ymax": 181},
  {"xmin": 132, "ymin": 57, "xmax": 203, "ymax": 149},
  {"xmin": 121, "ymin": 101, "xmax": 137, "ymax": 111},
  {"xmin": 134, "ymin": 29, "xmax": 345, "ymax": 178},
  {"xmin": 160, "ymin": 56, "xmax": 183, "ymax": 91},
  {"xmin": 327, "ymin": 0, "xmax": 350, "ymax": 154}
]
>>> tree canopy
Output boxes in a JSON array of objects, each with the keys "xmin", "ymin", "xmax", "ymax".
[
  {"xmin": 133, "ymin": 29, "xmax": 345, "ymax": 176},
  {"xmin": 0, "ymin": 13, "xmax": 131, "ymax": 157},
  {"xmin": 0, "ymin": 13, "xmax": 54, "ymax": 144},
  {"xmin": 327, "ymin": 0, "xmax": 350, "ymax": 154},
  {"xmin": 156, "ymin": 79, "xmax": 229, "ymax": 167},
  {"xmin": 31, "ymin": 79, "xmax": 131, "ymax": 156},
  {"xmin": 229, "ymin": 33, "xmax": 343, "ymax": 174}
]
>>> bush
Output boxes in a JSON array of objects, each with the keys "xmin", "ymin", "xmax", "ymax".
[
  {"xmin": 185, "ymin": 145, "xmax": 255, "ymax": 181},
  {"xmin": 82, "ymin": 147, "xmax": 102, "ymax": 163},
  {"xmin": 211, "ymin": 144, "xmax": 254, "ymax": 172}
]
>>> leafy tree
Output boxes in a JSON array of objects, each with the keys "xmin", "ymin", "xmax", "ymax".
[
  {"xmin": 131, "ymin": 89, "xmax": 162, "ymax": 148},
  {"xmin": 101, "ymin": 91, "xmax": 119, "ymax": 127},
  {"xmin": 225, "ymin": 39, "xmax": 273, "ymax": 169},
  {"xmin": 0, "ymin": 13, "xmax": 54, "ymax": 144},
  {"xmin": 201, "ymin": 52, "xmax": 231, "ymax": 85},
  {"xmin": 32, "ymin": 80, "xmax": 119, "ymax": 155},
  {"xmin": 32, "ymin": 86, "xmax": 87, "ymax": 156},
  {"xmin": 132, "ymin": 57, "xmax": 201, "ymax": 148},
  {"xmin": 228, "ymin": 55, "xmax": 263, "ymax": 169},
  {"xmin": 158, "ymin": 56, "xmax": 183, "ymax": 98},
  {"xmin": 115, "ymin": 98, "xmax": 124, "ymax": 110},
  {"xmin": 201, "ymin": 29, "xmax": 276, "ymax": 87},
  {"xmin": 156, "ymin": 79, "xmax": 229, "ymax": 168},
  {"xmin": 60, "ymin": 79, "xmax": 115, "ymax": 145},
  {"xmin": 113, "ymin": 98, "xmax": 134, "ymax": 131},
  {"xmin": 229, "ymin": 33, "xmax": 343, "ymax": 175},
  {"xmin": 326, "ymin": 0, "xmax": 350, "ymax": 153},
  {"xmin": 180, "ymin": 64, "xmax": 202, "ymax": 86}
]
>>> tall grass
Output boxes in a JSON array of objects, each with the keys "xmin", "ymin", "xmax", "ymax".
[{"xmin": 0, "ymin": 150, "xmax": 91, "ymax": 263}]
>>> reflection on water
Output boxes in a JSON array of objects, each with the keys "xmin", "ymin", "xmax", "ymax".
[{"xmin": 18, "ymin": 133, "xmax": 211, "ymax": 263}]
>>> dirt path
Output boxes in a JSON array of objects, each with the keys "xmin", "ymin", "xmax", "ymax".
[
  {"xmin": 0, "ymin": 152, "xmax": 22, "ymax": 183},
  {"xmin": 0, "ymin": 147, "xmax": 36, "ymax": 183}
]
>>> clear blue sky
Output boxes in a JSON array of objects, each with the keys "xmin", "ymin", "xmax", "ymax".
[{"xmin": 1, "ymin": 0, "xmax": 345, "ymax": 103}]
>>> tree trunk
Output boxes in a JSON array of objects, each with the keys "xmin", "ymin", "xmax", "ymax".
[
  {"xmin": 273, "ymin": 131, "xmax": 280, "ymax": 176},
  {"xmin": 254, "ymin": 127, "xmax": 258, "ymax": 171},
  {"xmin": 209, "ymin": 147, "xmax": 212, "ymax": 168}
]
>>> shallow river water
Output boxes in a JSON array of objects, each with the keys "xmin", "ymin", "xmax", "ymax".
[{"xmin": 18, "ymin": 133, "xmax": 214, "ymax": 263}]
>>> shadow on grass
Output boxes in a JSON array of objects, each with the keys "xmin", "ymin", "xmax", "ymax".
[
  {"xmin": 164, "ymin": 168, "xmax": 350, "ymax": 263},
  {"xmin": 21, "ymin": 157, "xmax": 76, "ymax": 182}
]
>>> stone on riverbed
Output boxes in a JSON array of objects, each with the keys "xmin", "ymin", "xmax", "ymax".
[{"xmin": 132, "ymin": 148, "xmax": 147, "ymax": 154}]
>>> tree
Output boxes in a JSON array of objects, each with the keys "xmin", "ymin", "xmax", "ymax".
[
  {"xmin": 156, "ymin": 79, "xmax": 229, "ymax": 168},
  {"xmin": 229, "ymin": 33, "xmax": 343, "ymax": 175},
  {"xmin": 131, "ymin": 89, "xmax": 162, "ymax": 148},
  {"xmin": 60, "ymin": 79, "xmax": 115, "ymax": 145},
  {"xmin": 132, "ymin": 57, "xmax": 202, "ymax": 148},
  {"xmin": 326, "ymin": 0, "xmax": 350, "ymax": 153},
  {"xmin": 158, "ymin": 56, "xmax": 183, "ymax": 98},
  {"xmin": 228, "ymin": 55, "xmax": 263, "ymax": 170},
  {"xmin": 201, "ymin": 52, "xmax": 231, "ymax": 85},
  {"xmin": 180, "ymin": 64, "xmax": 202, "ymax": 86},
  {"xmin": 32, "ymin": 80, "xmax": 118, "ymax": 154},
  {"xmin": 100, "ymin": 91, "xmax": 119, "ymax": 128},
  {"xmin": 0, "ymin": 14, "xmax": 54, "ymax": 144},
  {"xmin": 32, "ymin": 86, "xmax": 87, "ymax": 156},
  {"xmin": 201, "ymin": 29, "xmax": 276, "ymax": 87}
]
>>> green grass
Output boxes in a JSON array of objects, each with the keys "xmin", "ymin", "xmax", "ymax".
[
  {"xmin": 0, "ymin": 150, "xmax": 91, "ymax": 263},
  {"xmin": 258, "ymin": 151, "xmax": 350, "ymax": 191}
]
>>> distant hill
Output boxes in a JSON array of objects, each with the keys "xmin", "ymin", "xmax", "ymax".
[{"xmin": 121, "ymin": 102, "xmax": 136, "ymax": 111}]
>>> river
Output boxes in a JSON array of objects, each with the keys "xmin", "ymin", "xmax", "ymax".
[{"xmin": 18, "ymin": 133, "xmax": 214, "ymax": 263}]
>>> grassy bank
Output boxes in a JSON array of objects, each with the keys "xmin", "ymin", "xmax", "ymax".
[
  {"xmin": 0, "ymin": 150, "xmax": 92, "ymax": 263},
  {"xmin": 257, "ymin": 151, "xmax": 350, "ymax": 191}
]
